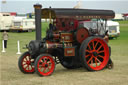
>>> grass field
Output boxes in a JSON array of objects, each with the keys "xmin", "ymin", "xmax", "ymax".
[{"xmin": 0, "ymin": 21, "xmax": 128, "ymax": 85}]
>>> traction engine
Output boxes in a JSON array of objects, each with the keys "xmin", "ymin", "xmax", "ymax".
[{"xmin": 18, "ymin": 4, "xmax": 114, "ymax": 76}]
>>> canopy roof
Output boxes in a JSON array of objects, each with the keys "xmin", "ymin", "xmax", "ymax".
[{"xmin": 41, "ymin": 8, "xmax": 115, "ymax": 20}]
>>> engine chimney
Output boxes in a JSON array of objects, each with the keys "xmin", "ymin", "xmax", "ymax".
[{"xmin": 34, "ymin": 4, "xmax": 42, "ymax": 40}]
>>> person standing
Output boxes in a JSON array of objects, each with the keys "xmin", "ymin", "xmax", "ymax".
[{"xmin": 2, "ymin": 31, "xmax": 9, "ymax": 48}]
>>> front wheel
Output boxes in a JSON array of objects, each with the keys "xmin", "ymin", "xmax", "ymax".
[
  {"xmin": 18, "ymin": 51, "xmax": 35, "ymax": 73},
  {"xmin": 80, "ymin": 37, "xmax": 110, "ymax": 71},
  {"xmin": 34, "ymin": 54, "xmax": 55, "ymax": 76}
]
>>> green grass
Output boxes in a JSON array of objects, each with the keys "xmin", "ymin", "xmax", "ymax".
[
  {"xmin": 0, "ymin": 21, "xmax": 128, "ymax": 85},
  {"xmin": 108, "ymin": 21, "xmax": 128, "ymax": 63},
  {"xmin": 117, "ymin": 20, "xmax": 128, "ymax": 24}
]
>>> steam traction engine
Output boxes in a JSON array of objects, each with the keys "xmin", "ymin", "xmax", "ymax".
[{"xmin": 18, "ymin": 4, "xmax": 114, "ymax": 76}]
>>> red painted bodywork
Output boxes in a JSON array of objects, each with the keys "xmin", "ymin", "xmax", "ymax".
[{"xmin": 56, "ymin": 18, "xmax": 78, "ymax": 31}]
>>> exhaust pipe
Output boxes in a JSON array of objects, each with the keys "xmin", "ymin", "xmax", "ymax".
[{"xmin": 34, "ymin": 4, "xmax": 42, "ymax": 40}]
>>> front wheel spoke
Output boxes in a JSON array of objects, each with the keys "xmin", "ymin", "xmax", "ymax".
[
  {"xmin": 39, "ymin": 66, "xmax": 44, "ymax": 70},
  {"xmin": 29, "ymin": 57, "xmax": 31, "ymax": 61},
  {"xmin": 87, "ymin": 56, "xmax": 93, "ymax": 64},
  {"xmin": 24, "ymin": 65, "xmax": 29, "ymax": 69},
  {"xmin": 40, "ymin": 60, "xmax": 43, "ymax": 64},
  {"xmin": 28, "ymin": 65, "xmax": 31, "ymax": 70},
  {"xmin": 44, "ymin": 59, "xmax": 48, "ymax": 63},
  {"xmin": 41, "ymin": 60, "xmax": 44, "ymax": 63},
  {"xmin": 30, "ymin": 65, "xmax": 33, "ymax": 69},
  {"xmin": 25, "ymin": 57, "xmax": 28, "ymax": 61},
  {"xmin": 23, "ymin": 58, "xmax": 27, "ymax": 61},
  {"xmin": 31, "ymin": 59, "xmax": 34, "ymax": 62},
  {"xmin": 38, "ymin": 64, "xmax": 43, "ymax": 67},
  {"xmin": 23, "ymin": 61, "xmax": 27, "ymax": 63},
  {"xmin": 23, "ymin": 63, "xmax": 27, "ymax": 66},
  {"xmin": 26, "ymin": 56, "xmax": 29, "ymax": 61},
  {"xmin": 43, "ymin": 68, "xmax": 46, "ymax": 73},
  {"xmin": 47, "ymin": 67, "xmax": 51, "ymax": 71},
  {"xmin": 47, "ymin": 61, "xmax": 52, "ymax": 65}
]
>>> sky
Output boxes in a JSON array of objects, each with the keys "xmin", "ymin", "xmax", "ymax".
[{"xmin": 0, "ymin": 0, "xmax": 128, "ymax": 14}]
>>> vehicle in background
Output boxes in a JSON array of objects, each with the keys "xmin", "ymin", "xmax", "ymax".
[
  {"xmin": 106, "ymin": 21, "xmax": 120, "ymax": 39},
  {"xmin": 0, "ymin": 13, "xmax": 14, "ymax": 32},
  {"xmin": 79, "ymin": 20, "xmax": 120, "ymax": 39},
  {"xmin": 10, "ymin": 16, "xmax": 35, "ymax": 32}
]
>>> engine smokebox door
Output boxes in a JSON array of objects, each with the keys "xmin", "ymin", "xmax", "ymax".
[{"xmin": 64, "ymin": 47, "xmax": 75, "ymax": 56}]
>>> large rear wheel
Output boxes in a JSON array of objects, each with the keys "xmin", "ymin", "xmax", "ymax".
[
  {"xmin": 34, "ymin": 54, "xmax": 55, "ymax": 76},
  {"xmin": 80, "ymin": 37, "xmax": 110, "ymax": 71}
]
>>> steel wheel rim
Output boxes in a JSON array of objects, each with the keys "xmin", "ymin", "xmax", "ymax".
[
  {"xmin": 21, "ymin": 54, "xmax": 34, "ymax": 72},
  {"xmin": 37, "ymin": 56, "xmax": 55, "ymax": 76},
  {"xmin": 85, "ymin": 38, "xmax": 109, "ymax": 70}
]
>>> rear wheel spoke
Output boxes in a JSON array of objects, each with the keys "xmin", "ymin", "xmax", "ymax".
[
  {"xmin": 86, "ymin": 50, "xmax": 91, "ymax": 53},
  {"xmin": 98, "ymin": 55, "xmax": 104, "ymax": 59},
  {"xmin": 87, "ymin": 56, "xmax": 93, "ymax": 64},
  {"xmin": 95, "ymin": 57, "xmax": 101, "ymax": 64},
  {"xmin": 91, "ymin": 60, "xmax": 93, "ymax": 66},
  {"xmin": 97, "ymin": 50, "xmax": 104, "ymax": 54},
  {"xmin": 94, "ymin": 41, "xmax": 98, "ymax": 48},
  {"xmin": 88, "ymin": 44, "xmax": 91, "ymax": 50},
  {"xmin": 95, "ymin": 58, "xmax": 98, "ymax": 67},
  {"xmin": 92, "ymin": 41, "xmax": 95, "ymax": 50},
  {"xmin": 97, "ymin": 45, "xmax": 103, "ymax": 51},
  {"xmin": 85, "ymin": 54, "xmax": 90, "ymax": 58}
]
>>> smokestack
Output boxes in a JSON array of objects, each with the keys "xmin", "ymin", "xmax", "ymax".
[{"xmin": 34, "ymin": 4, "xmax": 42, "ymax": 40}]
